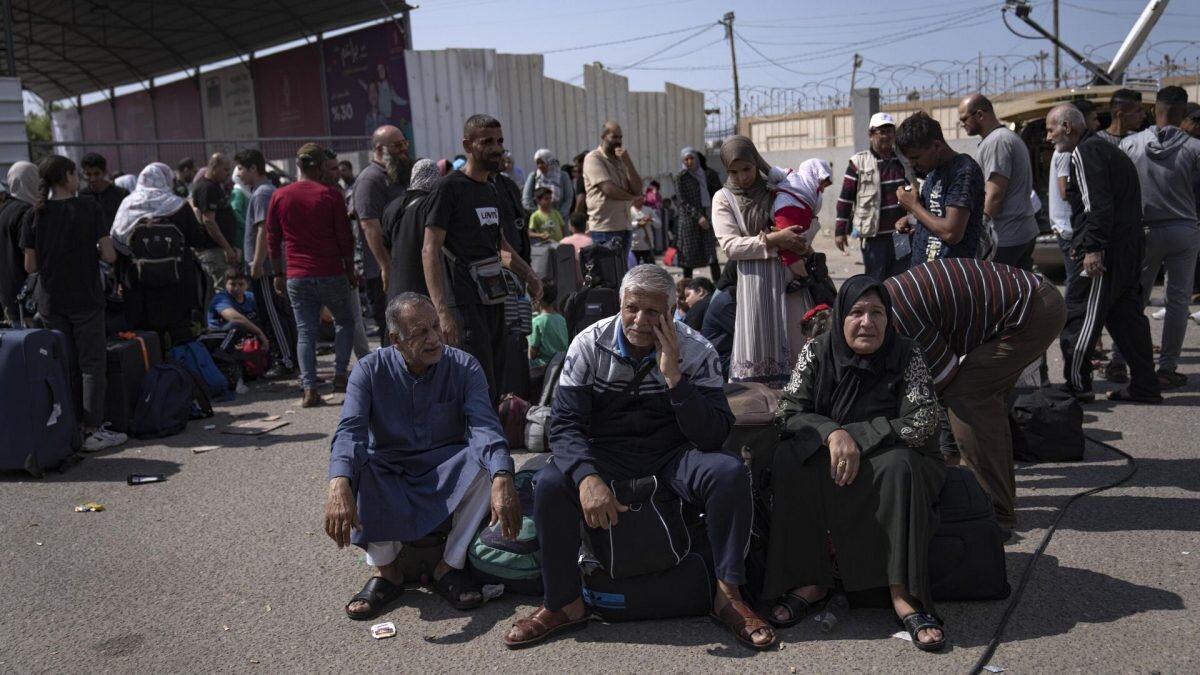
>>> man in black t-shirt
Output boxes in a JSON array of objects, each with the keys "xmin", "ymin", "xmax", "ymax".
[
  {"xmin": 423, "ymin": 114, "xmax": 543, "ymax": 404},
  {"xmin": 192, "ymin": 152, "xmax": 241, "ymax": 307},
  {"xmin": 174, "ymin": 157, "xmax": 197, "ymax": 199},
  {"xmin": 77, "ymin": 153, "xmax": 128, "ymax": 228}
]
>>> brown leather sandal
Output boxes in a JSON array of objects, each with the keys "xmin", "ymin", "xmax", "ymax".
[
  {"xmin": 503, "ymin": 607, "xmax": 590, "ymax": 649},
  {"xmin": 710, "ymin": 599, "xmax": 777, "ymax": 650}
]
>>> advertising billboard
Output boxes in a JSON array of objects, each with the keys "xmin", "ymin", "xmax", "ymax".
[
  {"xmin": 322, "ymin": 22, "xmax": 413, "ymax": 148},
  {"xmin": 254, "ymin": 43, "xmax": 327, "ymax": 138}
]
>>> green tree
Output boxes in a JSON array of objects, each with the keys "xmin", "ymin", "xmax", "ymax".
[{"xmin": 26, "ymin": 101, "xmax": 59, "ymax": 162}]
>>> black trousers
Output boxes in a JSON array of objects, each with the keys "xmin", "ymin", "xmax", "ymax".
[
  {"xmin": 366, "ymin": 275, "xmax": 388, "ymax": 349},
  {"xmin": 993, "ymin": 238, "xmax": 1036, "ymax": 271},
  {"xmin": 453, "ymin": 302, "xmax": 506, "ymax": 406},
  {"xmin": 1059, "ymin": 241, "xmax": 1159, "ymax": 396}
]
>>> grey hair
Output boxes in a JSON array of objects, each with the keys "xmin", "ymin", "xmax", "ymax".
[
  {"xmin": 1049, "ymin": 103, "xmax": 1085, "ymax": 131},
  {"xmin": 619, "ymin": 264, "xmax": 676, "ymax": 309},
  {"xmin": 385, "ymin": 292, "xmax": 435, "ymax": 337}
]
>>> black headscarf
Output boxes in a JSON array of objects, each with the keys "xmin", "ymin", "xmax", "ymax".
[{"xmin": 812, "ymin": 275, "xmax": 907, "ymax": 425}]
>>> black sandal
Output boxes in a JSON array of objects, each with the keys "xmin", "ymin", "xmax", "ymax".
[
  {"xmin": 345, "ymin": 576, "xmax": 404, "ymax": 621},
  {"xmin": 768, "ymin": 589, "xmax": 829, "ymax": 628},
  {"xmin": 434, "ymin": 567, "xmax": 484, "ymax": 610},
  {"xmin": 898, "ymin": 611, "xmax": 947, "ymax": 653}
]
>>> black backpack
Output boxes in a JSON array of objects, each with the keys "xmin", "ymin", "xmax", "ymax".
[
  {"xmin": 126, "ymin": 216, "xmax": 187, "ymax": 287},
  {"xmin": 131, "ymin": 363, "xmax": 214, "ymax": 439},
  {"xmin": 562, "ymin": 286, "xmax": 620, "ymax": 339}
]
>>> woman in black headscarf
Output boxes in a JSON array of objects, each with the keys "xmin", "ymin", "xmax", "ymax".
[{"xmin": 765, "ymin": 275, "xmax": 947, "ymax": 652}]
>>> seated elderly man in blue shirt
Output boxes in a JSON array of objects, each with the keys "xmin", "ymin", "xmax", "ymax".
[
  {"xmin": 503, "ymin": 265, "xmax": 775, "ymax": 650},
  {"xmin": 324, "ymin": 292, "xmax": 520, "ymax": 621}
]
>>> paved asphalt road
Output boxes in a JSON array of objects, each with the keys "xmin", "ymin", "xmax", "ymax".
[{"xmin": 2, "ymin": 244, "xmax": 1198, "ymax": 673}]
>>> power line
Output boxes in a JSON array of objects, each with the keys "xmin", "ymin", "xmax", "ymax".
[
  {"xmin": 542, "ymin": 23, "xmax": 715, "ymax": 55},
  {"xmin": 611, "ymin": 23, "xmax": 719, "ymax": 74}
]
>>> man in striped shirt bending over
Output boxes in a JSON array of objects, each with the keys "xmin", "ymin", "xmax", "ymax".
[{"xmin": 884, "ymin": 259, "xmax": 1065, "ymax": 533}]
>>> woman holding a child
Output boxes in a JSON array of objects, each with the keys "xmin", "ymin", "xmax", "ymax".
[{"xmin": 712, "ymin": 135, "xmax": 829, "ymax": 385}]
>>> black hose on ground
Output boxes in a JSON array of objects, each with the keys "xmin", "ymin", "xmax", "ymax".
[{"xmin": 967, "ymin": 434, "xmax": 1137, "ymax": 675}]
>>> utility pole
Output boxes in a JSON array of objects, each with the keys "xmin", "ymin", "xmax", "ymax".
[
  {"xmin": 722, "ymin": 12, "xmax": 741, "ymax": 134},
  {"xmin": 849, "ymin": 53, "xmax": 863, "ymax": 98},
  {"xmin": 1053, "ymin": 0, "xmax": 1061, "ymax": 87}
]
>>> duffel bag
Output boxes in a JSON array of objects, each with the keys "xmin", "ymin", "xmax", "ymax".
[
  {"xmin": 582, "ymin": 525, "xmax": 714, "ymax": 622},
  {"xmin": 724, "ymin": 382, "xmax": 783, "ymax": 497},
  {"xmin": 929, "ymin": 467, "xmax": 1010, "ymax": 601},
  {"xmin": 588, "ymin": 476, "xmax": 690, "ymax": 580},
  {"xmin": 1010, "ymin": 388, "xmax": 1085, "ymax": 463}
]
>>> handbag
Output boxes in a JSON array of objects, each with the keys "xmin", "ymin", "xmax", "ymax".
[
  {"xmin": 444, "ymin": 248, "xmax": 509, "ymax": 306},
  {"xmin": 588, "ymin": 475, "xmax": 691, "ymax": 579}
]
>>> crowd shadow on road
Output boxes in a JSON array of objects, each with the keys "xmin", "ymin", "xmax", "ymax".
[
  {"xmin": 948, "ymin": 552, "xmax": 1184, "ymax": 648},
  {"xmin": 0, "ymin": 456, "xmax": 182, "ymax": 483}
]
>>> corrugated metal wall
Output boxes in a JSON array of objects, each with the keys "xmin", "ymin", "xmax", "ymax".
[{"xmin": 404, "ymin": 49, "xmax": 706, "ymax": 186}]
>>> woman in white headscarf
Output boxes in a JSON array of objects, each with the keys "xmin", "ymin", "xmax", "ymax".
[
  {"xmin": 113, "ymin": 162, "xmax": 208, "ymax": 343},
  {"xmin": 382, "ymin": 158, "xmax": 443, "ymax": 299},
  {"xmin": 521, "ymin": 148, "xmax": 574, "ymax": 219},
  {"xmin": 114, "ymin": 174, "xmax": 137, "ymax": 193},
  {"xmin": 0, "ymin": 162, "xmax": 39, "ymax": 323}
]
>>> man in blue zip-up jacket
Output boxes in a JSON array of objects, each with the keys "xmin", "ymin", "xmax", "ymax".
[{"xmin": 503, "ymin": 265, "xmax": 775, "ymax": 651}]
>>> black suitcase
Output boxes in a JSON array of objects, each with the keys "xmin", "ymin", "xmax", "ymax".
[
  {"xmin": 579, "ymin": 239, "xmax": 628, "ymax": 290},
  {"xmin": 929, "ymin": 467, "xmax": 1010, "ymax": 601},
  {"xmin": 0, "ymin": 329, "xmax": 80, "ymax": 475},
  {"xmin": 724, "ymin": 382, "xmax": 783, "ymax": 497},
  {"xmin": 105, "ymin": 339, "xmax": 149, "ymax": 433},
  {"xmin": 562, "ymin": 286, "xmax": 619, "ymax": 339},
  {"xmin": 553, "ymin": 243, "xmax": 578, "ymax": 294}
]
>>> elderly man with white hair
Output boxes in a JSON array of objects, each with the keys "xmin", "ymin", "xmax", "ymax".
[
  {"xmin": 1045, "ymin": 103, "xmax": 1161, "ymax": 404},
  {"xmin": 503, "ymin": 265, "xmax": 775, "ymax": 651}
]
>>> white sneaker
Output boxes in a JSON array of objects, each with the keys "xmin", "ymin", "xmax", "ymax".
[
  {"xmin": 235, "ymin": 377, "xmax": 249, "ymax": 395},
  {"xmin": 1152, "ymin": 308, "xmax": 1166, "ymax": 320},
  {"xmin": 1191, "ymin": 311, "xmax": 1200, "ymax": 326},
  {"xmin": 83, "ymin": 423, "xmax": 128, "ymax": 453}
]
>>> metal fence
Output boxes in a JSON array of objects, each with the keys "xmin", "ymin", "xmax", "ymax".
[
  {"xmin": 29, "ymin": 137, "xmax": 373, "ymax": 177},
  {"xmin": 705, "ymin": 58, "xmax": 1200, "ymax": 139}
]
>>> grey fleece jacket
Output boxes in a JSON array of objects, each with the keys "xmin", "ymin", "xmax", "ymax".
[{"xmin": 1121, "ymin": 125, "xmax": 1200, "ymax": 225}]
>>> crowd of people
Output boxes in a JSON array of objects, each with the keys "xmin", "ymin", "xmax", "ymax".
[{"xmin": 3, "ymin": 85, "xmax": 1198, "ymax": 653}]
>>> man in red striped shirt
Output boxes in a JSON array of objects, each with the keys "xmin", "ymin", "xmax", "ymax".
[{"xmin": 884, "ymin": 259, "xmax": 1065, "ymax": 532}]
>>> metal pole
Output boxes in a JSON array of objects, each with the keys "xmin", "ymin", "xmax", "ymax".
[
  {"xmin": 723, "ymin": 12, "xmax": 740, "ymax": 134},
  {"xmin": 2, "ymin": 0, "xmax": 16, "ymax": 78},
  {"xmin": 1053, "ymin": 0, "xmax": 1061, "ymax": 87}
]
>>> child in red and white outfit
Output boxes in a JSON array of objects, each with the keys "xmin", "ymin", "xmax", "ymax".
[{"xmin": 772, "ymin": 158, "xmax": 833, "ymax": 277}]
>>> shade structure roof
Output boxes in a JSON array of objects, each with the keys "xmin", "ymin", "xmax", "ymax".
[{"xmin": 3, "ymin": 0, "xmax": 409, "ymax": 101}]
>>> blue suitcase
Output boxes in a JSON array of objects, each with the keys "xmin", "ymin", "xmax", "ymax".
[{"xmin": 0, "ymin": 329, "xmax": 80, "ymax": 476}]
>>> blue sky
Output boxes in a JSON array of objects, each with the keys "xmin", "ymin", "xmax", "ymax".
[{"xmin": 409, "ymin": 0, "xmax": 1200, "ymax": 103}]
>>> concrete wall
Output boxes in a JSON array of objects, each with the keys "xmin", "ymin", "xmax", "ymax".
[{"xmin": 0, "ymin": 78, "xmax": 29, "ymax": 177}]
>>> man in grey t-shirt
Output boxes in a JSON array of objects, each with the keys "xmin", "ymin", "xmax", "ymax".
[
  {"xmin": 236, "ymin": 149, "xmax": 295, "ymax": 374},
  {"xmin": 959, "ymin": 93, "xmax": 1040, "ymax": 269},
  {"xmin": 353, "ymin": 125, "xmax": 410, "ymax": 348}
]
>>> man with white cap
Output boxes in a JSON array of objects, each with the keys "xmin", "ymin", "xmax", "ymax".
[{"xmin": 834, "ymin": 111, "xmax": 919, "ymax": 280}]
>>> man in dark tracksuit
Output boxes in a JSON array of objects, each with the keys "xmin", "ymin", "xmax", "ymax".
[
  {"xmin": 504, "ymin": 266, "xmax": 775, "ymax": 650},
  {"xmin": 1047, "ymin": 104, "xmax": 1162, "ymax": 403}
]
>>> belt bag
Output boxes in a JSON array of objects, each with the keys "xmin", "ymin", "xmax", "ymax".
[
  {"xmin": 465, "ymin": 255, "xmax": 509, "ymax": 306},
  {"xmin": 589, "ymin": 476, "xmax": 691, "ymax": 579}
]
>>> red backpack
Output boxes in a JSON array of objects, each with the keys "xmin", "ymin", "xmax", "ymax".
[{"xmin": 239, "ymin": 337, "xmax": 270, "ymax": 381}]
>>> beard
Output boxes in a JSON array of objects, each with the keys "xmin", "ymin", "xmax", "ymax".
[{"xmin": 383, "ymin": 150, "xmax": 413, "ymax": 187}]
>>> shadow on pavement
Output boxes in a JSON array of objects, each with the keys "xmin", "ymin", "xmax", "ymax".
[
  {"xmin": 949, "ymin": 552, "xmax": 1185, "ymax": 647},
  {"xmin": 0, "ymin": 456, "xmax": 182, "ymax": 483}
]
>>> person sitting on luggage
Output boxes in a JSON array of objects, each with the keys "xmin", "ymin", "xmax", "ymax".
[
  {"xmin": 324, "ymin": 292, "xmax": 520, "ymax": 621},
  {"xmin": 767, "ymin": 275, "xmax": 946, "ymax": 652},
  {"xmin": 206, "ymin": 269, "xmax": 270, "ymax": 354},
  {"xmin": 883, "ymin": 259, "xmax": 1065, "ymax": 534},
  {"xmin": 503, "ymin": 265, "xmax": 776, "ymax": 651},
  {"xmin": 21, "ymin": 155, "xmax": 128, "ymax": 453},
  {"xmin": 682, "ymin": 277, "xmax": 714, "ymax": 331},
  {"xmin": 528, "ymin": 281, "xmax": 568, "ymax": 368},
  {"xmin": 528, "ymin": 187, "xmax": 564, "ymax": 243}
]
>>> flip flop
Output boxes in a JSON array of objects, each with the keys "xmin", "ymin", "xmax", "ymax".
[
  {"xmin": 768, "ymin": 589, "xmax": 829, "ymax": 628},
  {"xmin": 504, "ymin": 607, "xmax": 590, "ymax": 649},
  {"xmin": 710, "ymin": 599, "xmax": 777, "ymax": 651},
  {"xmin": 898, "ymin": 611, "xmax": 947, "ymax": 653},
  {"xmin": 434, "ymin": 567, "xmax": 484, "ymax": 611},
  {"xmin": 345, "ymin": 576, "xmax": 404, "ymax": 621}
]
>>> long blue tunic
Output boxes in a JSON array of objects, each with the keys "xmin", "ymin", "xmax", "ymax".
[{"xmin": 328, "ymin": 346, "xmax": 513, "ymax": 545}]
